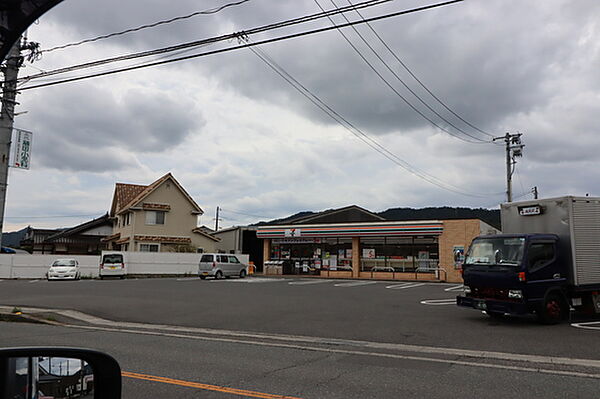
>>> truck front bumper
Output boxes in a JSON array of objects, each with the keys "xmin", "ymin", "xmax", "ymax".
[{"xmin": 456, "ymin": 295, "xmax": 531, "ymax": 315}]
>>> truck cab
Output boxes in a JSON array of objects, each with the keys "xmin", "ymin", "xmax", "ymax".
[{"xmin": 457, "ymin": 233, "xmax": 570, "ymax": 323}]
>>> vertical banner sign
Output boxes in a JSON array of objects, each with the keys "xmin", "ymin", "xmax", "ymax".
[{"xmin": 12, "ymin": 129, "xmax": 33, "ymax": 169}]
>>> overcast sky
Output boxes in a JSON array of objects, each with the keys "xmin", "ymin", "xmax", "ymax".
[{"xmin": 4, "ymin": 0, "xmax": 600, "ymax": 231}]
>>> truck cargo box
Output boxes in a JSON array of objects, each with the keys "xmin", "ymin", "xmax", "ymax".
[{"xmin": 501, "ymin": 196, "xmax": 600, "ymax": 286}]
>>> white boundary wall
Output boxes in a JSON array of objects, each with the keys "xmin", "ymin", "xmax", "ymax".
[{"xmin": 0, "ymin": 253, "xmax": 250, "ymax": 279}]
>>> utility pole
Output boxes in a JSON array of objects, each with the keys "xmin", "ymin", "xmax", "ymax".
[
  {"xmin": 493, "ymin": 132, "xmax": 524, "ymax": 203},
  {"xmin": 0, "ymin": 38, "xmax": 22, "ymax": 247},
  {"xmin": 214, "ymin": 206, "xmax": 220, "ymax": 231}
]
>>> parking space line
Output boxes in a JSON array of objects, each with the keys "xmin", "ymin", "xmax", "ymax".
[
  {"xmin": 420, "ymin": 298, "xmax": 456, "ymax": 306},
  {"xmin": 386, "ymin": 283, "xmax": 426, "ymax": 290},
  {"xmin": 123, "ymin": 371, "xmax": 302, "ymax": 399},
  {"xmin": 212, "ymin": 278, "xmax": 288, "ymax": 283},
  {"xmin": 334, "ymin": 281, "xmax": 377, "ymax": 287},
  {"xmin": 176, "ymin": 277, "xmax": 201, "ymax": 281},
  {"xmin": 385, "ymin": 282, "xmax": 414, "ymax": 289},
  {"xmin": 288, "ymin": 279, "xmax": 335, "ymax": 285},
  {"xmin": 28, "ymin": 280, "xmax": 39, "ymax": 283},
  {"xmin": 444, "ymin": 284, "xmax": 464, "ymax": 292},
  {"xmin": 571, "ymin": 321, "xmax": 600, "ymax": 331}
]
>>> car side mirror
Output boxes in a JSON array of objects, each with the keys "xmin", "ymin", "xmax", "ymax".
[{"xmin": 0, "ymin": 347, "xmax": 121, "ymax": 399}]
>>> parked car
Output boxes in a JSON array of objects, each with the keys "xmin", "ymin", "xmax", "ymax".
[
  {"xmin": 99, "ymin": 251, "xmax": 127, "ymax": 279},
  {"xmin": 47, "ymin": 259, "xmax": 80, "ymax": 281},
  {"xmin": 198, "ymin": 254, "xmax": 247, "ymax": 279}
]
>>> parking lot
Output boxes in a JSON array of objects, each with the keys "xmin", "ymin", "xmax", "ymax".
[{"xmin": 1, "ymin": 276, "xmax": 599, "ymax": 398}]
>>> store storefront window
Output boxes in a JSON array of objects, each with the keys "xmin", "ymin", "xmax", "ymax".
[
  {"xmin": 269, "ymin": 235, "xmax": 439, "ymax": 274},
  {"xmin": 360, "ymin": 236, "xmax": 439, "ymax": 272}
]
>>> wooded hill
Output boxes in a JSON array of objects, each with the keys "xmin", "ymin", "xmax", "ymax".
[{"xmin": 378, "ymin": 207, "xmax": 500, "ymax": 229}]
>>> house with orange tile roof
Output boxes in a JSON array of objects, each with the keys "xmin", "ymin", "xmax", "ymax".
[{"xmin": 103, "ymin": 173, "xmax": 219, "ymax": 253}]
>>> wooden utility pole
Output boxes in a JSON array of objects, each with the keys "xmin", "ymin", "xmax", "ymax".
[{"xmin": 0, "ymin": 38, "xmax": 22, "ymax": 247}]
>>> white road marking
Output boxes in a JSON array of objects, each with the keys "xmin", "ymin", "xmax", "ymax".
[
  {"xmin": 288, "ymin": 279, "xmax": 335, "ymax": 285},
  {"xmin": 420, "ymin": 298, "xmax": 456, "ymax": 306},
  {"xmin": 571, "ymin": 321, "xmax": 600, "ymax": 331},
  {"xmin": 334, "ymin": 281, "xmax": 377, "ymax": 287},
  {"xmin": 28, "ymin": 280, "xmax": 39, "ymax": 283},
  {"xmin": 216, "ymin": 278, "xmax": 287, "ymax": 283},
  {"xmin": 64, "ymin": 323, "xmax": 600, "ymax": 380},
  {"xmin": 444, "ymin": 284, "xmax": 464, "ymax": 292},
  {"xmin": 3, "ymin": 305, "xmax": 600, "ymax": 373},
  {"xmin": 385, "ymin": 282, "xmax": 415, "ymax": 289},
  {"xmin": 386, "ymin": 283, "xmax": 426, "ymax": 290},
  {"xmin": 177, "ymin": 277, "xmax": 201, "ymax": 281}
]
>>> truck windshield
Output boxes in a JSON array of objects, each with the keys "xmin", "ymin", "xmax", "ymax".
[{"xmin": 465, "ymin": 237, "xmax": 525, "ymax": 266}]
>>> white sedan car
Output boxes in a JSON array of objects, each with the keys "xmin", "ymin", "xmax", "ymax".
[{"xmin": 47, "ymin": 259, "xmax": 80, "ymax": 280}]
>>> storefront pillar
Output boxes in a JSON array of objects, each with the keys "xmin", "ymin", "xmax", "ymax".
[
  {"xmin": 352, "ymin": 237, "xmax": 360, "ymax": 278},
  {"xmin": 262, "ymin": 239, "xmax": 271, "ymax": 268}
]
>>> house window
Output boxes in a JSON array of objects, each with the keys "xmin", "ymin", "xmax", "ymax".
[
  {"xmin": 124, "ymin": 212, "xmax": 132, "ymax": 226},
  {"xmin": 140, "ymin": 243, "xmax": 159, "ymax": 252},
  {"xmin": 145, "ymin": 211, "xmax": 165, "ymax": 225}
]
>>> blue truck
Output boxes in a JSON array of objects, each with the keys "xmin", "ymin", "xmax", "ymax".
[{"xmin": 457, "ymin": 196, "xmax": 600, "ymax": 323}]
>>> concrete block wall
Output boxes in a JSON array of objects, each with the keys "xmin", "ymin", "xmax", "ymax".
[{"xmin": 0, "ymin": 253, "xmax": 250, "ymax": 279}]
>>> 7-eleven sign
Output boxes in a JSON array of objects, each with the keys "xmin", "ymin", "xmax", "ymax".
[{"xmin": 284, "ymin": 228, "xmax": 301, "ymax": 237}]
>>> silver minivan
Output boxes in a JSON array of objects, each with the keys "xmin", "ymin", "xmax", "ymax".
[{"xmin": 198, "ymin": 254, "xmax": 247, "ymax": 280}]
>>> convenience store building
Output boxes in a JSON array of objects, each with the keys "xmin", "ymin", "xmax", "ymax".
[{"xmin": 257, "ymin": 206, "xmax": 499, "ymax": 283}]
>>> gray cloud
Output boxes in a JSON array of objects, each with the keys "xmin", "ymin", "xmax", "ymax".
[
  {"xmin": 21, "ymin": 84, "xmax": 204, "ymax": 171},
  {"xmin": 37, "ymin": 1, "xmax": 598, "ymax": 139},
  {"xmin": 5, "ymin": 0, "xmax": 599, "ymax": 231}
]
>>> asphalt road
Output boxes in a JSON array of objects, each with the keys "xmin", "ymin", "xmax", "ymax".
[
  {"xmin": 1, "ymin": 276, "xmax": 599, "ymax": 398},
  {"xmin": 1, "ymin": 320, "xmax": 599, "ymax": 399}
]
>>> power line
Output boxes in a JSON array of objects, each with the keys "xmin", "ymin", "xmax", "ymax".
[
  {"xmin": 344, "ymin": 0, "xmax": 496, "ymax": 139},
  {"xmin": 18, "ymin": 43, "xmax": 209, "ymax": 88},
  {"xmin": 220, "ymin": 208, "xmax": 272, "ymax": 219},
  {"xmin": 41, "ymin": 0, "xmax": 253, "ymax": 53},
  {"xmin": 315, "ymin": 0, "xmax": 491, "ymax": 144},
  {"xmin": 15, "ymin": 0, "xmax": 465, "ymax": 91},
  {"xmin": 247, "ymin": 41, "xmax": 503, "ymax": 198},
  {"xmin": 14, "ymin": 0, "xmax": 396, "ymax": 84},
  {"xmin": 4, "ymin": 213, "xmax": 103, "ymax": 219}
]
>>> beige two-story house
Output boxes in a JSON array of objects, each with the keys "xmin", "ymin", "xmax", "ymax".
[{"xmin": 103, "ymin": 173, "xmax": 219, "ymax": 252}]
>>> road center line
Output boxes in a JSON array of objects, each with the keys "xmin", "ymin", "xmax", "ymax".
[
  {"xmin": 72, "ymin": 324, "xmax": 600, "ymax": 380},
  {"xmin": 122, "ymin": 371, "xmax": 302, "ymax": 399}
]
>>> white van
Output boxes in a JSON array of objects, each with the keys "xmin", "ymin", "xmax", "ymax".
[
  {"xmin": 198, "ymin": 254, "xmax": 247, "ymax": 280},
  {"xmin": 99, "ymin": 251, "xmax": 127, "ymax": 279}
]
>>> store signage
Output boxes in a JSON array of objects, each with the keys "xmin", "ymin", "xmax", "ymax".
[
  {"xmin": 274, "ymin": 238, "xmax": 317, "ymax": 244},
  {"xmin": 284, "ymin": 228, "xmax": 301, "ymax": 237},
  {"xmin": 518, "ymin": 205, "xmax": 542, "ymax": 216},
  {"xmin": 453, "ymin": 246, "xmax": 465, "ymax": 269},
  {"xmin": 12, "ymin": 129, "xmax": 32, "ymax": 169}
]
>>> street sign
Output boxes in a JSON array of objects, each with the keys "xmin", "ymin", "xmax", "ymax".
[{"xmin": 12, "ymin": 129, "xmax": 32, "ymax": 169}]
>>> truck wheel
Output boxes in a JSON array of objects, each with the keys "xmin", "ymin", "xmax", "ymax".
[
  {"xmin": 199, "ymin": 275, "xmax": 206, "ymax": 280},
  {"xmin": 239, "ymin": 269, "xmax": 246, "ymax": 279},
  {"xmin": 215, "ymin": 271, "xmax": 223, "ymax": 280},
  {"xmin": 538, "ymin": 294, "xmax": 568, "ymax": 324}
]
